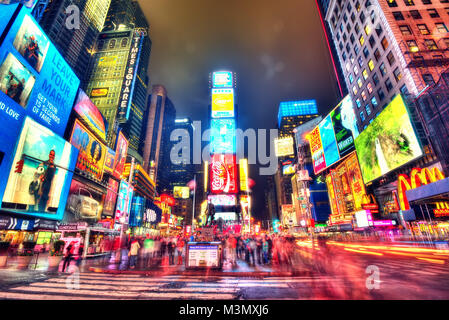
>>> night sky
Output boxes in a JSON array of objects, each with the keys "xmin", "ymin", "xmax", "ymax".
[{"xmin": 138, "ymin": 0, "xmax": 341, "ymax": 221}]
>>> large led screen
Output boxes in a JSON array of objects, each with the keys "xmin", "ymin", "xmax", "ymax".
[
  {"xmin": 65, "ymin": 178, "xmax": 105, "ymax": 222},
  {"xmin": 319, "ymin": 115, "xmax": 339, "ymax": 168},
  {"xmin": 274, "ymin": 137, "xmax": 294, "ymax": 157},
  {"xmin": 1, "ymin": 117, "xmax": 77, "ymax": 220},
  {"xmin": 208, "ymin": 194, "xmax": 237, "ymax": 206},
  {"xmin": 211, "ymin": 88, "xmax": 234, "ymax": 118},
  {"xmin": 0, "ymin": 8, "xmax": 80, "ymax": 137},
  {"xmin": 354, "ymin": 95, "xmax": 423, "ymax": 184},
  {"xmin": 330, "ymin": 95, "xmax": 359, "ymax": 157},
  {"xmin": 113, "ymin": 131, "xmax": 128, "ymax": 179},
  {"xmin": 73, "ymin": 90, "xmax": 107, "ymax": 141},
  {"xmin": 210, "ymin": 154, "xmax": 238, "ymax": 194},
  {"xmin": 309, "ymin": 126, "xmax": 326, "ymax": 174},
  {"xmin": 210, "ymin": 118, "xmax": 236, "ymax": 153},
  {"xmin": 212, "ymin": 71, "xmax": 233, "ymax": 88}
]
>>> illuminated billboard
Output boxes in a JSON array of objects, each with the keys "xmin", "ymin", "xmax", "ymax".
[
  {"xmin": 283, "ymin": 164, "xmax": 296, "ymax": 175},
  {"xmin": 309, "ymin": 126, "xmax": 326, "ymax": 174},
  {"xmin": 330, "ymin": 95, "xmax": 359, "ymax": 157},
  {"xmin": 210, "ymin": 118, "xmax": 236, "ymax": 153},
  {"xmin": 354, "ymin": 95, "xmax": 423, "ymax": 184},
  {"xmin": 212, "ymin": 71, "xmax": 233, "ymax": 88},
  {"xmin": 274, "ymin": 137, "xmax": 294, "ymax": 157},
  {"xmin": 319, "ymin": 115, "xmax": 339, "ymax": 168},
  {"xmin": 1, "ymin": 117, "xmax": 78, "ymax": 220},
  {"xmin": 115, "ymin": 180, "xmax": 133, "ymax": 224},
  {"xmin": 0, "ymin": 8, "xmax": 80, "ymax": 137},
  {"xmin": 90, "ymin": 88, "xmax": 109, "ymax": 98},
  {"xmin": 211, "ymin": 88, "xmax": 234, "ymax": 118},
  {"xmin": 73, "ymin": 90, "xmax": 107, "ymax": 141},
  {"xmin": 239, "ymin": 158, "xmax": 248, "ymax": 192},
  {"xmin": 113, "ymin": 131, "xmax": 128, "ymax": 179},
  {"xmin": 103, "ymin": 178, "xmax": 119, "ymax": 217},
  {"xmin": 65, "ymin": 178, "xmax": 104, "ymax": 222},
  {"xmin": 210, "ymin": 154, "xmax": 238, "ymax": 194},
  {"xmin": 207, "ymin": 194, "xmax": 237, "ymax": 206},
  {"xmin": 70, "ymin": 119, "xmax": 107, "ymax": 180},
  {"xmin": 103, "ymin": 148, "xmax": 115, "ymax": 174},
  {"xmin": 173, "ymin": 186, "xmax": 190, "ymax": 199}
]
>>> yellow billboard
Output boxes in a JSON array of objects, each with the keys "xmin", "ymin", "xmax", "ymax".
[
  {"xmin": 98, "ymin": 56, "xmax": 118, "ymax": 66},
  {"xmin": 239, "ymin": 158, "xmax": 249, "ymax": 192},
  {"xmin": 275, "ymin": 137, "xmax": 294, "ymax": 157},
  {"xmin": 211, "ymin": 88, "xmax": 234, "ymax": 118},
  {"xmin": 173, "ymin": 186, "xmax": 190, "ymax": 199}
]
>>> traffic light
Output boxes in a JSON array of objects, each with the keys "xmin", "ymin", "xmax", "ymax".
[{"xmin": 15, "ymin": 159, "xmax": 24, "ymax": 174}]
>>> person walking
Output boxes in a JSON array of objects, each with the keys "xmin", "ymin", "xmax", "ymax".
[
  {"xmin": 129, "ymin": 238, "xmax": 140, "ymax": 269},
  {"xmin": 143, "ymin": 235, "xmax": 153, "ymax": 268},
  {"xmin": 167, "ymin": 238, "xmax": 175, "ymax": 265},
  {"xmin": 62, "ymin": 241, "xmax": 75, "ymax": 272},
  {"xmin": 176, "ymin": 237, "xmax": 185, "ymax": 265},
  {"xmin": 248, "ymin": 237, "xmax": 256, "ymax": 266}
]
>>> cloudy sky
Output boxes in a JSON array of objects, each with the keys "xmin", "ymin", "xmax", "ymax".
[{"xmin": 138, "ymin": 0, "xmax": 342, "ymax": 220}]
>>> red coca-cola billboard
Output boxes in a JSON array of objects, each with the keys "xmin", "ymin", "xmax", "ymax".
[{"xmin": 210, "ymin": 154, "xmax": 238, "ymax": 194}]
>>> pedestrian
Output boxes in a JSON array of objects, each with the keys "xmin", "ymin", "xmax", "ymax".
[
  {"xmin": 248, "ymin": 237, "xmax": 256, "ymax": 266},
  {"xmin": 62, "ymin": 241, "xmax": 75, "ymax": 272},
  {"xmin": 256, "ymin": 237, "xmax": 263, "ymax": 265},
  {"xmin": 76, "ymin": 242, "xmax": 84, "ymax": 268},
  {"xmin": 167, "ymin": 238, "xmax": 175, "ymax": 265},
  {"xmin": 176, "ymin": 237, "xmax": 185, "ymax": 265},
  {"xmin": 143, "ymin": 235, "xmax": 154, "ymax": 268},
  {"xmin": 129, "ymin": 238, "xmax": 140, "ymax": 269},
  {"xmin": 262, "ymin": 238, "xmax": 269, "ymax": 264},
  {"xmin": 160, "ymin": 238, "xmax": 167, "ymax": 258}
]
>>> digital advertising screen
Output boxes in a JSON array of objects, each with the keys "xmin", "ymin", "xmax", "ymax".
[
  {"xmin": 103, "ymin": 178, "xmax": 118, "ymax": 217},
  {"xmin": 239, "ymin": 158, "xmax": 248, "ymax": 192},
  {"xmin": 1, "ymin": 117, "xmax": 78, "ymax": 220},
  {"xmin": 173, "ymin": 186, "xmax": 190, "ymax": 199},
  {"xmin": 69, "ymin": 119, "xmax": 107, "ymax": 180},
  {"xmin": 113, "ymin": 131, "xmax": 128, "ymax": 179},
  {"xmin": 211, "ymin": 88, "xmax": 234, "ymax": 118},
  {"xmin": 115, "ymin": 180, "xmax": 133, "ymax": 224},
  {"xmin": 65, "ymin": 178, "xmax": 105, "ymax": 222},
  {"xmin": 210, "ymin": 118, "xmax": 236, "ymax": 153},
  {"xmin": 212, "ymin": 71, "xmax": 233, "ymax": 88},
  {"xmin": 207, "ymin": 194, "xmax": 237, "ymax": 206},
  {"xmin": 354, "ymin": 95, "xmax": 423, "ymax": 184},
  {"xmin": 283, "ymin": 164, "xmax": 296, "ymax": 175},
  {"xmin": 187, "ymin": 243, "xmax": 220, "ymax": 268},
  {"xmin": 274, "ymin": 137, "xmax": 294, "ymax": 157},
  {"xmin": 210, "ymin": 154, "xmax": 238, "ymax": 194},
  {"xmin": 319, "ymin": 115, "xmax": 340, "ymax": 169},
  {"xmin": 0, "ymin": 7, "xmax": 80, "ymax": 137},
  {"xmin": 330, "ymin": 95, "xmax": 359, "ymax": 158},
  {"xmin": 103, "ymin": 148, "xmax": 115, "ymax": 174},
  {"xmin": 73, "ymin": 90, "xmax": 107, "ymax": 141}
]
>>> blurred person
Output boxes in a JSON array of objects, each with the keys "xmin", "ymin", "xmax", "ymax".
[
  {"xmin": 143, "ymin": 235, "xmax": 153, "ymax": 268},
  {"xmin": 167, "ymin": 238, "xmax": 175, "ymax": 265},
  {"xmin": 248, "ymin": 237, "xmax": 256, "ymax": 266},
  {"xmin": 176, "ymin": 237, "xmax": 185, "ymax": 265},
  {"xmin": 256, "ymin": 237, "xmax": 263, "ymax": 265},
  {"xmin": 129, "ymin": 238, "xmax": 140, "ymax": 269},
  {"xmin": 262, "ymin": 238, "xmax": 269, "ymax": 264},
  {"xmin": 62, "ymin": 241, "xmax": 76, "ymax": 273}
]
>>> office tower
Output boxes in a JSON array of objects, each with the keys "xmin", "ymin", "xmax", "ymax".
[
  {"xmin": 324, "ymin": 0, "xmax": 449, "ymax": 131},
  {"xmin": 142, "ymin": 85, "xmax": 177, "ymax": 189},
  {"xmin": 84, "ymin": 0, "xmax": 151, "ymax": 161},
  {"xmin": 40, "ymin": 0, "xmax": 111, "ymax": 83},
  {"xmin": 278, "ymin": 100, "xmax": 319, "ymax": 137}
]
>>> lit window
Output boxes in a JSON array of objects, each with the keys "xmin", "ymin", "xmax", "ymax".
[
  {"xmin": 358, "ymin": 78, "xmax": 363, "ymax": 88},
  {"xmin": 371, "ymin": 96, "xmax": 378, "ymax": 106},
  {"xmin": 354, "ymin": 65, "xmax": 359, "ymax": 75},
  {"xmin": 407, "ymin": 40, "xmax": 419, "ymax": 52},
  {"xmin": 424, "ymin": 39, "xmax": 438, "ymax": 50},
  {"xmin": 368, "ymin": 59, "xmax": 375, "ymax": 70},
  {"xmin": 362, "ymin": 69, "xmax": 368, "ymax": 80},
  {"xmin": 367, "ymin": 82, "xmax": 373, "ymax": 93},
  {"xmin": 356, "ymin": 99, "xmax": 362, "ymax": 108},
  {"xmin": 359, "ymin": 35, "xmax": 365, "ymax": 45},
  {"xmin": 353, "ymin": 86, "xmax": 358, "ymax": 95},
  {"xmin": 417, "ymin": 24, "xmax": 430, "ymax": 35},
  {"xmin": 346, "ymin": 62, "xmax": 351, "ymax": 72},
  {"xmin": 365, "ymin": 104, "xmax": 372, "ymax": 115},
  {"xmin": 360, "ymin": 111, "xmax": 365, "ymax": 121},
  {"xmin": 403, "ymin": 0, "xmax": 414, "ymax": 6},
  {"xmin": 381, "ymin": 37, "xmax": 389, "ymax": 50},
  {"xmin": 365, "ymin": 25, "xmax": 371, "ymax": 35},
  {"xmin": 362, "ymin": 90, "xmax": 367, "ymax": 101},
  {"xmin": 393, "ymin": 67, "xmax": 402, "ymax": 82},
  {"xmin": 399, "ymin": 25, "xmax": 412, "ymax": 35},
  {"xmin": 436, "ymin": 23, "xmax": 448, "ymax": 33}
]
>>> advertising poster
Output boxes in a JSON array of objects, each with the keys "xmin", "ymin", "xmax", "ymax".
[
  {"xmin": 70, "ymin": 119, "xmax": 106, "ymax": 180},
  {"xmin": 211, "ymin": 88, "xmax": 234, "ymax": 118},
  {"xmin": 309, "ymin": 126, "xmax": 326, "ymax": 174},
  {"xmin": 319, "ymin": 115, "xmax": 340, "ymax": 169},
  {"xmin": 65, "ymin": 178, "xmax": 104, "ymax": 222},
  {"xmin": 239, "ymin": 158, "xmax": 248, "ymax": 192},
  {"xmin": 113, "ymin": 131, "xmax": 128, "ymax": 179},
  {"xmin": 274, "ymin": 137, "xmax": 294, "ymax": 157},
  {"xmin": 73, "ymin": 90, "xmax": 107, "ymax": 141},
  {"xmin": 207, "ymin": 194, "xmax": 237, "ymax": 206},
  {"xmin": 173, "ymin": 186, "xmax": 190, "ymax": 199},
  {"xmin": 212, "ymin": 71, "xmax": 233, "ymax": 88},
  {"xmin": 0, "ymin": 7, "xmax": 80, "ymax": 137},
  {"xmin": 330, "ymin": 95, "xmax": 359, "ymax": 158},
  {"xmin": 103, "ymin": 178, "xmax": 118, "ymax": 217},
  {"xmin": 115, "ymin": 180, "xmax": 133, "ymax": 224},
  {"xmin": 210, "ymin": 154, "xmax": 238, "ymax": 194},
  {"xmin": 1, "ymin": 117, "xmax": 77, "ymax": 220},
  {"xmin": 210, "ymin": 118, "xmax": 236, "ymax": 153},
  {"xmin": 90, "ymin": 87, "xmax": 109, "ymax": 98},
  {"xmin": 326, "ymin": 174, "xmax": 339, "ymax": 216},
  {"xmin": 281, "ymin": 204, "xmax": 296, "ymax": 226},
  {"xmin": 283, "ymin": 164, "xmax": 295, "ymax": 175},
  {"xmin": 345, "ymin": 153, "xmax": 366, "ymax": 210},
  {"xmin": 354, "ymin": 95, "xmax": 423, "ymax": 183},
  {"xmin": 103, "ymin": 148, "xmax": 115, "ymax": 174}
]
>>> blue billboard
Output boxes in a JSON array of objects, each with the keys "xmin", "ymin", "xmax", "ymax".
[
  {"xmin": 212, "ymin": 71, "xmax": 233, "ymax": 88},
  {"xmin": 318, "ymin": 115, "xmax": 339, "ymax": 167},
  {"xmin": 210, "ymin": 118, "xmax": 236, "ymax": 153},
  {"xmin": 0, "ymin": 4, "xmax": 80, "ymax": 137}
]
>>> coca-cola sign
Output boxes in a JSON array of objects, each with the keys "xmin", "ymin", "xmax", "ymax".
[{"xmin": 210, "ymin": 154, "xmax": 238, "ymax": 193}]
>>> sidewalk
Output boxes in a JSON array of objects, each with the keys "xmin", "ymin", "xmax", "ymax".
[{"xmin": 87, "ymin": 255, "xmax": 311, "ymax": 277}]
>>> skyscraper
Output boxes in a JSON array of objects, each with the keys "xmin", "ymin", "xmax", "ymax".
[
  {"xmin": 40, "ymin": 0, "xmax": 111, "ymax": 83},
  {"xmin": 142, "ymin": 85, "xmax": 177, "ymax": 192},
  {"xmin": 84, "ymin": 0, "xmax": 151, "ymax": 161},
  {"xmin": 277, "ymin": 100, "xmax": 319, "ymax": 137},
  {"xmin": 323, "ymin": 0, "xmax": 449, "ymax": 131}
]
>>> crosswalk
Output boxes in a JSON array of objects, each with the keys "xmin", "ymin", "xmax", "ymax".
[{"xmin": 0, "ymin": 272, "xmax": 341, "ymax": 300}]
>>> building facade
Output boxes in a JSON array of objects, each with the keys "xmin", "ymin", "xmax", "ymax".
[{"xmin": 324, "ymin": 0, "xmax": 449, "ymax": 131}]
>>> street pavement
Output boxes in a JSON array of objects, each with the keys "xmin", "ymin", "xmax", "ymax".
[{"xmin": 1, "ymin": 240, "xmax": 449, "ymax": 299}]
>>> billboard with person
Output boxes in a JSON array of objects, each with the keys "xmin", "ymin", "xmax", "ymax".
[{"xmin": 1, "ymin": 117, "xmax": 77, "ymax": 220}]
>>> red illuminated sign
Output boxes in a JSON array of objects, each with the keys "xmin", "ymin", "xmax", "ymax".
[
  {"xmin": 210, "ymin": 154, "xmax": 238, "ymax": 193},
  {"xmin": 160, "ymin": 194, "xmax": 175, "ymax": 206},
  {"xmin": 434, "ymin": 208, "xmax": 449, "ymax": 217}
]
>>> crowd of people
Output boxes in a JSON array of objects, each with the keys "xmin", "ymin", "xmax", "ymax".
[{"xmin": 115, "ymin": 232, "xmax": 299, "ymax": 270}]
